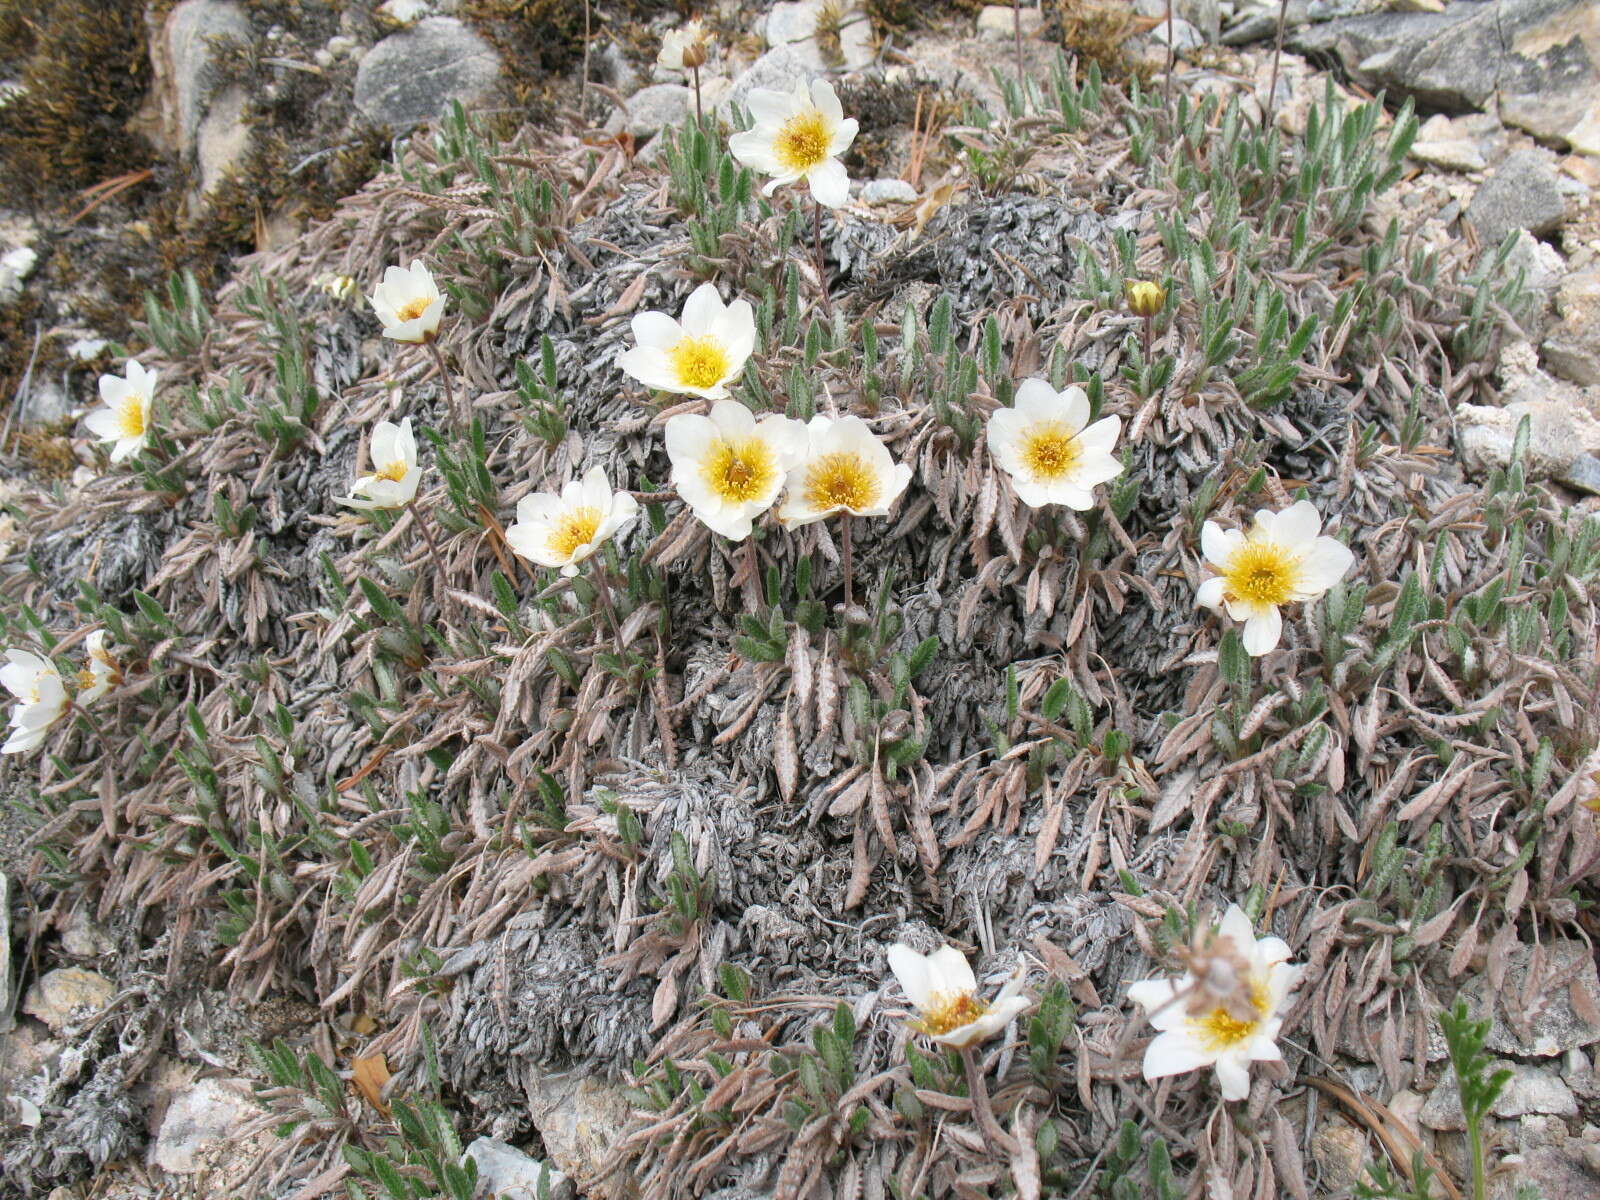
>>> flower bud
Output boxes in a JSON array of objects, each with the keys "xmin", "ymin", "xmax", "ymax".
[{"xmin": 1124, "ymin": 279, "xmax": 1166, "ymax": 318}]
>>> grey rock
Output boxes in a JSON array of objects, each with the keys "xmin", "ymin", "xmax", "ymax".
[
  {"xmin": 721, "ymin": 45, "xmax": 817, "ymax": 120},
  {"xmin": 605, "ymin": 84, "xmax": 694, "ymax": 140},
  {"xmin": 522, "ymin": 1068, "xmax": 637, "ymax": 1192},
  {"xmin": 1425, "ymin": 1063, "xmax": 1581, "ymax": 1128},
  {"xmin": 60, "ymin": 910, "xmax": 114, "ymax": 959},
  {"xmin": 464, "ymin": 1137, "xmax": 576, "ymax": 1200},
  {"xmin": 1497, "ymin": 1064, "xmax": 1579, "ymax": 1118},
  {"xmin": 158, "ymin": 0, "xmax": 253, "ymax": 153},
  {"xmin": 1224, "ymin": 0, "xmax": 1311, "ymax": 45},
  {"xmin": 1310, "ymin": 1117, "xmax": 1366, "ymax": 1190},
  {"xmin": 766, "ymin": 1, "xmax": 875, "ymax": 70},
  {"xmin": 1542, "ymin": 269, "xmax": 1600, "ymax": 386},
  {"xmin": 1558, "ymin": 452, "xmax": 1600, "ymax": 496},
  {"xmin": 1149, "ymin": 16, "xmax": 1206, "ymax": 52},
  {"xmin": 195, "ymin": 85, "xmax": 252, "ymax": 194},
  {"xmin": 1503, "ymin": 230, "xmax": 1567, "ymax": 338},
  {"xmin": 1291, "ymin": 0, "xmax": 1600, "ymax": 153},
  {"xmin": 977, "ymin": 6, "xmax": 1046, "ymax": 41},
  {"xmin": 152, "ymin": 1077, "xmax": 256, "ymax": 1173},
  {"xmin": 0, "ymin": 869, "xmax": 11, "ymax": 1033},
  {"xmin": 354, "ymin": 17, "xmax": 502, "ymax": 129},
  {"xmin": 1456, "ymin": 397, "xmax": 1600, "ymax": 480},
  {"xmin": 0, "ymin": 244, "xmax": 34, "ymax": 306},
  {"xmin": 1409, "ymin": 113, "xmax": 1488, "ymax": 172},
  {"xmin": 1466, "ymin": 149, "xmax": 1567, "ymax": 247},
  {"xmin": 1458, "ymin": 938, "xmax": 1600, "ymax": 1057},
  {"xmin": 17, "ymin": 378, "xmax": 73, "ymax": 429},
  {"xmin": 860, "ymin": 178, "xmax": 917, "ymax": 204},
  {"xmin": 21, "ymin": 968, "xmax": 115, "ymax": 1032}
]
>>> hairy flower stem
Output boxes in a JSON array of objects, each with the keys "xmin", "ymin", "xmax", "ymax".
[
  {"xmin": 581, "ymin": 0, "xmax": 592, "ymax": 117},
  {"xmin": 1142, "ymin": 312, "xmax": 1154, "ymax": 361},
  {"xmin": 959, "ymin": 1047, "xmax": 1020, "ymax": 1155},
  {"xmin": 840, "ymin": 516, "xmax": 854, "ymax": 608},
  {"xmin": 590, "ymin": 561, "xmax": 627, "ymax": 654},
  {"xmin": 691, "ymin": 64, "xmax": 703, "ymax": 125},
  {"xmin": 1013, "ymin": 4, "xmax": 1025, "ymax": 90},
  {"xmin": 424, "ymin": 338, "xmax": 460, "ymax": 428},
  {"xmin": 812, "ymin": 199, "xmax": 833, "ymax": 319},
  {"xmin": 409, "ymin": 499, "xmax": 456, "ymax": 624},
  {"xmin": 67, "ymin": 699, "xmax": 116, "ymax": 763},
  {"xmin": 1265, "ymin": 0, "xmax": 1289, "ymax": 131},
  {"xmin": 1164, "ymin": 1, "xmax": 1175, "ymax": 110}
]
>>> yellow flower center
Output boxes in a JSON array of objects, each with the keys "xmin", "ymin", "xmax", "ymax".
[
  {"xmin": 375, "ymin": 459, "xmax": 410, "ymax": 484},
  {"xmin": 701, "ymin": 437, "xmax": 776, "ymax": 504},
  {"xmin": 774, "ymin": 111, "xmax": 830, "ymax": 172},
  {"xmin": 1019, "ymin": 423, "xmax": 1081, "ymax": 482},
  {"xmin": 803, "ymin": 452, "xmax": 878, "ymax": 513},
  {"xmin": 669, "ymin": 336, "xmax": 731, "ymax": 391},
  {"xmin": 547, "ymin": 506, "xmax": 603, "ymax": 560},
  {"xmin": 119, "ymin": 396, "xmax": 147, "ymax": 439},
  {"xmin": 77, "ymin": 669, "xmax": 96, "ymax": 691},
  {"xmin": 913, "ymin": 991, "xmax": 990, "ymax": 1037},
  {"xmin": 396, "ymin": 297, "xmax": 431, "ymax": 323},
  {"xmin": 1196, "ymin": 981, "xmax": 1270, "ymax": 1051},
  {"xmin": 1222, "ymin": 542, "xmax": 1298, "ymax": 608}
]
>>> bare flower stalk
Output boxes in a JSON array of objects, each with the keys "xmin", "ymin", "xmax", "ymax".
[
  {"xmin": 840, "ymin": 516, "xmax": 854, "ymax": 607},
  {"xmin": 1265, "ymin": 0, "xmax": 1290, "ymax": 131},
  {"xmin": 424, "ymin": 338, "xmax": 460, "ymax": 428},
  {"xmin": 812, "ymin": 199, "xmax": 834, "ymax": 319},
  {"xmin": 959, "ymin": 1047, "xmax": 1020, "ymax": 1155},
  {"xmin": 589, "ymin": 560, "xmax": 627, "ymax": 654},
  {"xmin": 408, "ymin": 499, "xmax": 457, "ymax": 624},
  {"xmin": 1014, "ymin": 3, "xmax": 1026, "ymax": 91}
]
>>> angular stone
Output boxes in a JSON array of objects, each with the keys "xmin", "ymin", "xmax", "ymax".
[
  {"xmin": 154, "ymin": 0, "xmax": 253, "ymax": 154},
  {"xmin": 860, "ymin": 178, "xmax": 917, "ymax": 204},
  {"xmin": 1497, "ymin": 1063, "xmax": 1579, "ymax": 1118},
  {"xmin": 22, "ymin": 968, "xmax": 115, "ymax": 1032},
  {"xmin": 977, "ymin": 7, "xmax": 1046, "ymax": 41},
  {"xmin": 1311, "ymin": 1117, "xmax": 1366, "ymax": 1190},
  {"xmin": 0, "ymin": 245, "xmax": 36, "ymax": 306},
  {"xmin": 1456, "ymin": 397, "xmax": 1600, "ymax": 479},
  {"xmin": 354, "ymin": 17, "xmax": 503, "ymax": 129},
  {"xmin": 1467, "ymin": 149, "xmax": 1568, "ymax": 247},
  {"xmin": 464, "ymin": 1137, "xmax": 576, "ymax": 1200},
  {"xmin": 720, "ymin": 45, "xmax": 817, "ymax": 121},
  {"xmin": 1458, "ymin": 939, "xmax": 1600, "ymax": 1057},
  {"xmin": 605, "ymin": 84, "xmax": 694, "ymax": 141},
  {"xmin": 523, "ymin": 1069, "xmax": 637, "ymax": 1199},
  {"xmin": 152, "ymin": 1077, "xmax": 256, "ymax": 1173},
  {"xmin": 196, "ymin": 85, "xmax": 252, "ymax": 195},
  {"xmin": 1291, "ymin": 0, "xmax": 1600, "ymax": 154},
  {"xmin": 1410, "ymin": 113, "xmax": 1487, "ymax": 172},
  {"xmin": 766, "ymin": 2, "xmax": 875, "ymax": 70},
  {"xmin": 1543, "ymin": 269, "xmax": 1600, "ymax": 387}
]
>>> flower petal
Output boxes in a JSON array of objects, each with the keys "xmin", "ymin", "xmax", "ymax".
[
  {"xmin": 1241, "ymin": 606, "xmax": 1283, "ymax": 656},
  {"xmin": 1142, "ymin": 1029, "xmax": 1216, "ymax": 1081},
  {"xmin": 806, "ymin": 157, "xmax": 850, "ymax": 209},
  {"xmin": 887, "ymin": 944, "xmax": 934, "ymax": 1011}
]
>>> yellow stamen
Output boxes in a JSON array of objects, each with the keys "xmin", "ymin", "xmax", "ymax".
[
  {"xmin": 774, "ymin": 111, "xmax": 830, "ymax": 172},
  {"xmin": 912, "ymin": 991, "xmax": 989, "ymax": 1037},
  {"xmin": 803, "ymin": 452, "xmax": 878, "ymax": 513},
  {"xmin": 669, "ymin": 336, "xmax": 731, "ymax": 391},
  {"xmin": 396, "ymin": 297, "xmax": 431, "ymax": 322},
  {"xmin": 547, "ymin": 506, "xmax": 603, "ymax": 560},
  {"xmin": 1222, "ymin": 542, "xmax": 1298, "ymax": 607},
  {"xmin": 701, "ymin": 437, "xmax": 776, "ymax": 504},
  {"xmin": 118, "ymin": 396, "xmax": 147, "ymax": 439},
  {"xmin": 375, "ymin": 459, "xmax": 410, "ymax": 484},
  {"xmin": 1019, "ymin": 423, "xmax": 1081, "ymax": 482},
  {"xmin": 1196, "ymin": 981, "xmax": 1270, "ymax": 1050},
  {"xmin": 77, "ymin": 669, "xmax": 96, "ymax": 691}
]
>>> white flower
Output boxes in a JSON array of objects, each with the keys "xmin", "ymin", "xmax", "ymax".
[
  {"xmin": 618, "ymin": 283, "xmax": 756, "ymax": 401},
  {"xmin": 368, "ymin": 259, "xmax": 445, "ymax": 343},
  {"xmin": 886, "ymin": 944, "xmax": 1032, "ymax": 1050},
  {"xmin": 986, "ymin": 379, "xmax": 1124, "ymax": 510},
  {"xmin": 658, "ymin": 19, "xmax": 713, "ymax": 71},
  {"xmin": 341, "ymin": 418, "xmax": 421, "ymax": 510},
  {"xmin": 728, "ymin": 79, "xmax": 858, "ymax": 208},
  {"xmin": 776, "ymin": 415, "xmax": 912, "ymax": 528},
  {"xmin": 665, "ymin": 400, "xmax": 808, "ymax": 541},
  {"xmin": 505, "ymin": 466, "xmax": 640, "ymax": 577},
  {"xmin": 1127, "ymin": 904, "xmax": 1300, "ymax": 1102},
  {"xmin": 1, "ymin": 649, "xmax": 66, "ymax": 755},
  {"xmin": 84, "ymin": 360, "xmax": 156, "ymax": 463},
  {"xmin": 76, "ymin": 631, "xmax": 121, "ymax": 703},
  {"xmin": 1196, "ymin": 500, "xmax": 1355, "ymax": 656}
]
